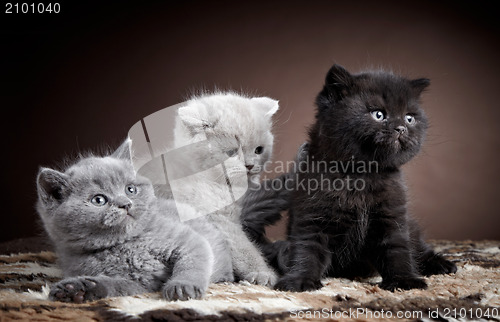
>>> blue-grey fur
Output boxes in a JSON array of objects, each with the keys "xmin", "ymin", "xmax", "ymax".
[{"xmin": 36, "ymin": 139, "xmax": 233, "ymax": 303}]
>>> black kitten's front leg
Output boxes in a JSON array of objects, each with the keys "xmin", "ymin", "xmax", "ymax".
[
  {"xmin": 274, "ymin": 231, "xmax": 330, "ymax": 292},
  {"xmin": 368, "ymin": 217, "xmax": 427, "ymax": 291},
  {"xmin": 50, "ymin": 275, "xmax": 147, "ymax": 303}
]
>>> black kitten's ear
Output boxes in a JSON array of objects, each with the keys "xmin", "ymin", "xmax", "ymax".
[
  {"xmin": 37, "ymin": 168, "xmax": 70, "ymax": 205},
  {"xmin": 325, "ymin": 64, "xmax": 353, "ymax": 86},
  {"xmin": 410, "ymin": 78, "xmax": 430, "ymax": 96},
  {"xmin": 321, "ymin": 64, "xmax": 354, "ymax": 103},
  {"xmin": 112, "ymin": 138, "xmax": 132, "ymax": 161}
]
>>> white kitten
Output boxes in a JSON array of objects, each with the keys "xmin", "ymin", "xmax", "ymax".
[{"xmin": 171, "ymin": 92, "xmax": 279, "ymax": 286}]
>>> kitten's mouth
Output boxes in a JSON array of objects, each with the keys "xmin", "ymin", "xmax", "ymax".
[
  {"xmin": 246, "ymin": 165, "xmax": 262, "ymax": 175},
  {"xmin": 376, "ymin": 137, "xmax": 403, "ymax": 150}
]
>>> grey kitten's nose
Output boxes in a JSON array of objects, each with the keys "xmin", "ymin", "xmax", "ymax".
[
  {"xmin": 118, "ymin": 202, "xmax": 132, "ymax": 210},
  {"xmin": 246, "ymin": 165, "xmax": 254, "ymax": 171},
  {"xmin": 395, "ymin": 126, "xmax": 407, "ymax": 134},
  {"xmin": 116, "ymin": 197, "xmax": 132, "ymax": 210}
]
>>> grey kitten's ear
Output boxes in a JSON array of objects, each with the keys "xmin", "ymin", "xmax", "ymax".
[
  {"xmin": 112, "ymin": 138, "xmax": 133, "ymax": 161},
  {"xmin": 37, "ymin": 168, "xmax": 70, "ymax": 204},
  {"xmin": 251, "ymin": 97, "xmax": 279, "ymax": 117},
  {"xmin": 410, "ymin": 78, "xmax": 430, "ymax": 96}
]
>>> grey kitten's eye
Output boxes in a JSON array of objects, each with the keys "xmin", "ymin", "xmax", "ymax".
[
  {"xmin": 405, "ymin": 114, "xmax": 416, "ymax": 125},
  {"xmin": 125, "ymin": 184, "xmax": 137, "ymax": 195},
  {"xmin": 254, "ymin": 146, "xmax": 264, "ymax": 154},
  {"xmin": 91, "ymin": 194, "xmax": 108, "ymax": 206},
  {"xmin": 370, "ymin": 110, "xmax": 386, "ymax": 122},
  {"xmin": 226, "ymin": 148, "xmax": 238, "ymax": 157}
]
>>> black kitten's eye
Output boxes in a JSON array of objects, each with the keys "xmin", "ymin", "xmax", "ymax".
[
  {"xmin": 226, "ymin": 148, "xmax": 238, "ymax": 157},
  {"xmin": 405, "ymin": 114, "xmax": 416, "ymax": 125},
  {"xmin": 125, "ymin": 184, "xmax": 137, "ymax": 195},
  {"xmin": 254, "ymin": 146, "xmax": 264, "ymax": 154},
  {"xmin": 370, "ymin": 110, "xmax": 386, "ymax": 122},
  {"xmin": 91, "ymin": 194, "xmax": 108, "ymax": 206}
]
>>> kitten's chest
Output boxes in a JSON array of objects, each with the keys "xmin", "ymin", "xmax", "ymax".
[
  {"xmin": 302, "ymin": 172, "xmax": 403, "ymax": 213},
  {"xmin": 95, "ymin": 241, "xmax": 166, "ymax": 275}
]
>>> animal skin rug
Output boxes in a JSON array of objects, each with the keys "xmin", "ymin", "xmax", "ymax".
[{"xmin": 0, "ymin": 240, "xmax": 498, "ymax": 321}]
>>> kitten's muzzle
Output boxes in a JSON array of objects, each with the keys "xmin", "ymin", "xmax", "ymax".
[
  {"xmin": 394, "ymin": 125, "xmax": 407, "ymax": 135},
  {"xmin": 115, "ymin": 197, "xmax": 132, "ymax": 211},
  {"xmin": 119, "ymin": 203, "xmax": 132, "ymax": 211}
]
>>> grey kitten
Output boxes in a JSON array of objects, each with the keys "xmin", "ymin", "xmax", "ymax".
[{"xmin": 36, "ymin": 139, "xmax": 233, "ymax": 303}]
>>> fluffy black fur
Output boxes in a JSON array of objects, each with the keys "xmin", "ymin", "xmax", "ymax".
[{"xmin": 245, "ymin": 64, "xmax": 457, "ymax": 292}]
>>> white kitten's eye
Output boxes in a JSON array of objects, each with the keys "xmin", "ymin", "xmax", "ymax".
[
  {"xmin": 125, "ymin": 184, "xmax": 137, "ymax": 195},
  {"xmin": 405, "ymin": 114, "xmax": 416, "ymax": 125},
  {"xmin": 370, "ymin": 110, "xmax": 386, "ymax": 122},
  {"xmin": 254, "ymin": 146, "xmax": 264, "ymax": 154},
  {"xmin": 226, "ymin": 148, "xmax": 238, "ymax": 157},
  {"xmin": 91, "ymin": 194, "xmax": 108, "ymax": 206}
]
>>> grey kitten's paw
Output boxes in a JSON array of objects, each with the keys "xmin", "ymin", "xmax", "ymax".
[
  {"xmin": 50, "ymin": 277, "xmax": 105, "ymax": 303},
  {"xmin": 242, "ymin": 270, "xmax": 278, "ymax": 287},
  {"xmin": 163, "ymin": 280, "xmax": 206, "ymax": 301}
]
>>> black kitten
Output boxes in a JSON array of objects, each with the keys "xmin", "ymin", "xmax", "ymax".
[{"xmin": 261, "ymin": 65, "xmax": 457, "ymax": 292}]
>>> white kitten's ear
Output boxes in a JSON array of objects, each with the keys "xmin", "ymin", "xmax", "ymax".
[
  {"xmin": 37, "ymin": 168, "xmax": 70, "ymax": 204},
  {"xmin": 178, "ymin": 105, "xmax": 214, "ymax": 134},
  {"xmin": 112, "ymin": 138, "xmax": 133, "ymax": 161},
  {"xmin": 178, "ymin": 106, "xmax": 203, "ymax": 128},
  {"xmin": 252, "ymin": 97, "xmax": 279, "ymax": 117}
]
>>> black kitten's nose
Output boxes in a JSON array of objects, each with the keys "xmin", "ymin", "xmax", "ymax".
[
  {"xmin": 246, "ymin": 165, "xmax": 254, "ymax": 171},
  {"xmin": 395, "ymin": 126, "xmax": 407, "ymax": 134}
]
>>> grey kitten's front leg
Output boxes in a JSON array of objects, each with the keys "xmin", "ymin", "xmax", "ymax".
[{"xmin": 50, "ymin": 275, "xmax": 147, "ymax": 303}]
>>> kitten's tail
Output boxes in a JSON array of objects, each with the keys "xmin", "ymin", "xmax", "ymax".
[
  {"xmin": 241, "ymin": 142, "xmax": 309, "ymax": 273},
  {"xmin": 261, "ymin": 240, "xmax": 291, "ymax": 275},
  {"xmin": 241, "ymin": 142, "xmax": 309, "ymax": 245},
  {"xmin": 241, "ymin": 172, "xmax": 292, "ymax": 245}
]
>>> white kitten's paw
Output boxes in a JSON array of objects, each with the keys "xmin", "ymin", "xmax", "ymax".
[
  {"xmin": 242, "ymin": 270, "xmax": 278, "ymax": 287},
  {"xmin": 163, "ymin": 279, "xmax": 206, "ymax": 301}
]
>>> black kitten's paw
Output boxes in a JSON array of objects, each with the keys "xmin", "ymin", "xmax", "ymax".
[
  {"xmin": 275, "ymin": 275, "xmax": 322, "ymax": 292},
  {"xmin": 380, "ymin": 276, "xmax": 427, "ymax": 291},
  {"xmin": 50, "ymin": 277, "xmax": 105, "ymax": 303},
  {"xmin": 163, "ymin": 280, "xmax": 206, "ymax": 301},
  {"xmin": 421, "ymin": 254, "xmax": 457, "ymax": 276}
]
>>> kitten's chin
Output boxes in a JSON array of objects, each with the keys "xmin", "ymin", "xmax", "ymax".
[
  {"xmin": 102, "ymin": 210, "xmax": 134, "ymax": 228},
  {"xmin": 390, "ymin": 139, "xmax": 403, "ymax": 152},
  {"xmin": 375, "ymin": 133, "xmax": 411, "ymax": 153}
]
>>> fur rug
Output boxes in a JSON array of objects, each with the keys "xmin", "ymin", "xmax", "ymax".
[{"xmin": 0, "ymin": 240, "xmax": 498, "ymax": 321}]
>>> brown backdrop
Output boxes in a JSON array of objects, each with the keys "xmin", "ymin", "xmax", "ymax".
[{"xmin": 2, "ymin": 0, "xmax": 499, "ymax": 243}]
